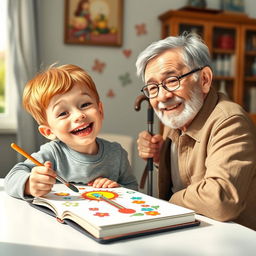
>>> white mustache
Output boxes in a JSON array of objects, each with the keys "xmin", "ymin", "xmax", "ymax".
[{"xmin": 158, "ymin": 97, "xmax": 183, "ymax": 109}]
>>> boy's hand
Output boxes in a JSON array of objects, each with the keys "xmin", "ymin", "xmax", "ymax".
[
  {"xmin": 25, "ymin": 161, "xmax": 57, "ymax": 197},
  {"xmin": 88, "ymin": 177, "xmax": 120, "ymax": 188}
]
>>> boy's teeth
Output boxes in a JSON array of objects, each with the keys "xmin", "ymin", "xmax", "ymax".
[
  {"xmin": 72, "ymin": 124, "xmax": 91, "ymax": 133},
  {"xmin": 74, "ymin": 125, "xmax": 89, "ymax": 132}
]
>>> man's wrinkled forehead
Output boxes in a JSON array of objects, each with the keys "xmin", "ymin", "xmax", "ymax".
[{"xmin": 144, "ymin": 50, "xmax": 185, "ymax": 83}]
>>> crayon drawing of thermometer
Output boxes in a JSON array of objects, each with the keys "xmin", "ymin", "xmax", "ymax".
[{"xmin": 91, "ymin": 192, "xmax": 136, "ymax": 214}]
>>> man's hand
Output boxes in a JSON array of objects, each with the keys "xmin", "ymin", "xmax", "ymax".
[
  {"xmin": 137, "ymin": 130, "xmax": 163, "ymax": 164},
  {"xmin": 88, "ymin": 177, "xmax": 120, "ymax": 188},
  {"xmin": 25, "ymin": 161, "xmax": 56, "ymax": 197}
]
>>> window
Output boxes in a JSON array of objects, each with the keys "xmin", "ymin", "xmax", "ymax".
[
  {"xmin": 0, "ymin": 1, "xmax": 6, "ymax": 114},
  {"xmin": 0, "ymin": 0, "xmax": 17, "ymax": 132}
]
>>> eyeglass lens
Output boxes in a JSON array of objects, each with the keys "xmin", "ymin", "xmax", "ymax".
[
  {"xmin": 143, "ymin": 76, "xmax": 179, "ymax": 98},
  {"xmin": 142, "ymin": 67, "xmax": 204, "ymax": 98}
]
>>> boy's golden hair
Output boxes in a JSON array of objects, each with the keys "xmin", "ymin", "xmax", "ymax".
[{"xmin": 23, "ymin": 64, "xmax": 100, "ymax": 125}]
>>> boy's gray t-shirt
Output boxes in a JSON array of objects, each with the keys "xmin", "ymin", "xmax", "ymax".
[{"xmin": 4, "ymin": 138, "xmax": 138, "ymax": 200}]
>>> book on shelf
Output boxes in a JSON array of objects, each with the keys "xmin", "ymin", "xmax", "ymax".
[{"xmin": 31, "ymin": 184, "xmax": 200, "ymax": 243}]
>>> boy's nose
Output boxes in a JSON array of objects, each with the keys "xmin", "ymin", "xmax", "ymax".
[{"xmin": 74, "ymin": 110, "xmax": 86, "ymax": 122}]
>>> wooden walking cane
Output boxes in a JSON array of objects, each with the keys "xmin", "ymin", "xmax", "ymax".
[{"xmin": 134, "ymin": 95, "xmax": 154, "ymax": 196}]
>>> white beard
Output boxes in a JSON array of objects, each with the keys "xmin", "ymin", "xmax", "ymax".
[{"xmin": 154, "ymin": 85, "xmax": 204, "ymax": 129}]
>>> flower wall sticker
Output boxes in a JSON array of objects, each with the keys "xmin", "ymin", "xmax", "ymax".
[
  {"xmin": 92, "ymin": 59, "xmax": 106, "ymax": 73},
  {"xmin": 135, "ymin": 23, "xmax": 147, "ymax": 36},
  {"xmin": 122, "ymin": 49, "xmax": 132, "ymax": 58},
  {"xmin": 106, "ymin": 89, "xmax": 116, "ymax": 98},
  {"xmin": 119, "ymin": 72, "xmax": 132, "ymax": 86}
]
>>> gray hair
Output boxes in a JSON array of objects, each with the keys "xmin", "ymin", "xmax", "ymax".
[{"xmin": 136, "ymin": 32, "xmax": 212, "ymax": 82}]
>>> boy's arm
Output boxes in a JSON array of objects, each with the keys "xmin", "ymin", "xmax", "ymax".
[
  {"xmin": 4, "ymin": 163, "xmax": 34, "ymax": 200},
  {"xmin": 117, "ymin": 148, "xmax": 138, "ymax": 191},
  {"xmin": 4, "ymin": 142, "xmax": 57, "ymax": 200}
]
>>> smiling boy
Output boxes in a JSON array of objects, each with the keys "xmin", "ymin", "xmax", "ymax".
[{"xmin": 5, "ymin": 64, "xmax": 138, "ymax": 199}]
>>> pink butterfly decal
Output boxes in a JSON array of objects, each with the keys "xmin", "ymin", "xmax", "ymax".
[
  {"xmin": 106, "ymin": 89, "xmax": 115, "ymax": 98},
  {"xmin": 92, "ymin": 59, "xmax": 106, "ymax": 73},
  {"xmin": 122, "ymin": 49, "xmax": 132, "ymax": 58},
  {"xmin": 135, "ymin": 23, "xmax": 147, "ymax": 36}
]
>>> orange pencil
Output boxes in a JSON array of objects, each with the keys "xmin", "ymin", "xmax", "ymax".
[{"xmin": 11, "ymin": 143, "xmax": 79, "ymax": 193}]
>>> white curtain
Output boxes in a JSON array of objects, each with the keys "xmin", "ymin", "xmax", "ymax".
[{"xmin": 7, "ymin": 0, "xmax": 46, "ymax": 159}]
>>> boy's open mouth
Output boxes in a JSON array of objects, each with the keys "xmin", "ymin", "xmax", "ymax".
[{"xmin": 71, "ymin": 123, "xmax": 93, "ymax": 135}]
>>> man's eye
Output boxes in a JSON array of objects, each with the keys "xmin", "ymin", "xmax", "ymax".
[
  {"xmin": 165, "ymin": 77, "xmax": 178, "ymax": 86},
  {"xmin": 147, "ymin": 84, "xmax": 158, "ymax": 92}
]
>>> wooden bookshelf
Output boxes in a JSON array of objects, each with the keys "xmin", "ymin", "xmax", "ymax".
[{"xmin": 159, "ymin": 9, "xmax": 256, "ymax": 124}]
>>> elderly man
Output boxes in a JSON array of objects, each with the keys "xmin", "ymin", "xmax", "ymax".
[{"xmin": 136, "ymin": 32, "xmax": 256, "ymax": 230}]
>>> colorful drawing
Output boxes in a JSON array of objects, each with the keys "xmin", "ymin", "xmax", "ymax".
[
  {"xmin": 131, "ymin": 213, "xmax": 144, "ymax": 217},
  {"xmin": 131, "ymin": 197, "xmax": 142, "ymax": 200},
  {"xmin": 48, "ymin": 186, "xmax": 162, "ymax": 219},
  {"xmin": 126, "ymin": 190, "xmax": 136, "ymax": 194},
  {"xmin": 94, "ymin": 212, "xmax": 110, "ymax": 217},
  {"xmin": 145, "ymin": 211, "xmax": 160, "ymax": 216},
  {"xmin": 63, "ymin": 196, "xmax": 72, "ymax": 200},
  {"xmin": 82, "ymin": 190, "xmax": 119, "ymax": 200},
  {"xmin": 82, "ymin": 190, "xmax": 136, "ymax": 214},
  {"xmin": 132, "ymin": 200, "xmax": 146, "ymax": 204},
  {"xmin": 63, "ymin": 201, "xmax": 79, "ymax": 207},
  {"xmin": 89, "ymin": 208, "xmax": 99, "ymax": 211},
  {"xmin": 141, "ymin": 207, "xmax": 154, "ymax": 211},
  {"xmin": 54, "ymin": 192, "xmax": 70, "ymax": 196}
]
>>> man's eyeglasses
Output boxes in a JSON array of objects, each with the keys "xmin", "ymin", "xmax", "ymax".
[{"xmin": 141, "ymin": 66, "xmax": 205, "ymax": 99}]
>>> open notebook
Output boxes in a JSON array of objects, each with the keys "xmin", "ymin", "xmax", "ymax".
[{"xmin": 31, "ymin": 184, "xmax": 200, "ymax": 243}]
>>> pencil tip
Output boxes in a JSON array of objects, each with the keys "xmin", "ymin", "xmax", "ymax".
[{"xmin": 68, "ymin": 183, "xmax": 79, "ymax": 193}]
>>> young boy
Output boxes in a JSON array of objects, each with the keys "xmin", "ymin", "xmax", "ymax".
[{"xmin": 5, "ymin": 64, "xmax": 138, "ymax": 199}]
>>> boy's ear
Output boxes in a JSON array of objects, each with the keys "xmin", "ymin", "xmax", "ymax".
[
  {"xmin": 98, "ymin": 101, "xmax": 104, "ymax": 119},
  {"xmin": 38, "ymin": 125, "xmax": 57, "ymax": 140}
]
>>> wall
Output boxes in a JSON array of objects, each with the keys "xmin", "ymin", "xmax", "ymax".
[{"xmin": 1, "ymin": 0, "xmax": 255, "ymax": 194}]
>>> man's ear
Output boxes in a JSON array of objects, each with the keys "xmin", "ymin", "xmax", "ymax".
[
  {"xmin": 200, "ymin": 66, "xmax": 213, "ymax": 95},
  {"xmin": 38, "ymin": 125, "xmax": 57, "ymax": 140},
  {"xmin": 98, "ymin": 101, "xmax": 104, "ymax": 119}
]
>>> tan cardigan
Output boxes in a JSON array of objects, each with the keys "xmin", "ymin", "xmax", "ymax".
[{"xmin": 158, "ymin": 88, "xmax": 256, "ymax": 230}]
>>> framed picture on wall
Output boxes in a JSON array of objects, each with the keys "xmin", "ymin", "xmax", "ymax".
[{"xmin": 64, "ymin": 0, "xmax": 123, "ymax": 46}]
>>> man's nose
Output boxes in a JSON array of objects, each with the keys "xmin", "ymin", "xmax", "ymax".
[{"xmin": 157, "ymin": 85, "xmax": 174, "ymax": 101}]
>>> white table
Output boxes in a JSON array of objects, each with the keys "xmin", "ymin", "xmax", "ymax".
[{"xmin": 1, "ymin": 179, "xmax": 256, "ymax": 256}]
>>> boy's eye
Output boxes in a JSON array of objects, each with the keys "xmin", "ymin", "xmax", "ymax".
[
  {"xmin": 81, "ymin": 102, "xmax": 91, "ymax": 108},
  {"xmin": 58, "ymin": 111, "xmax": 68, "ymax": 118}
]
